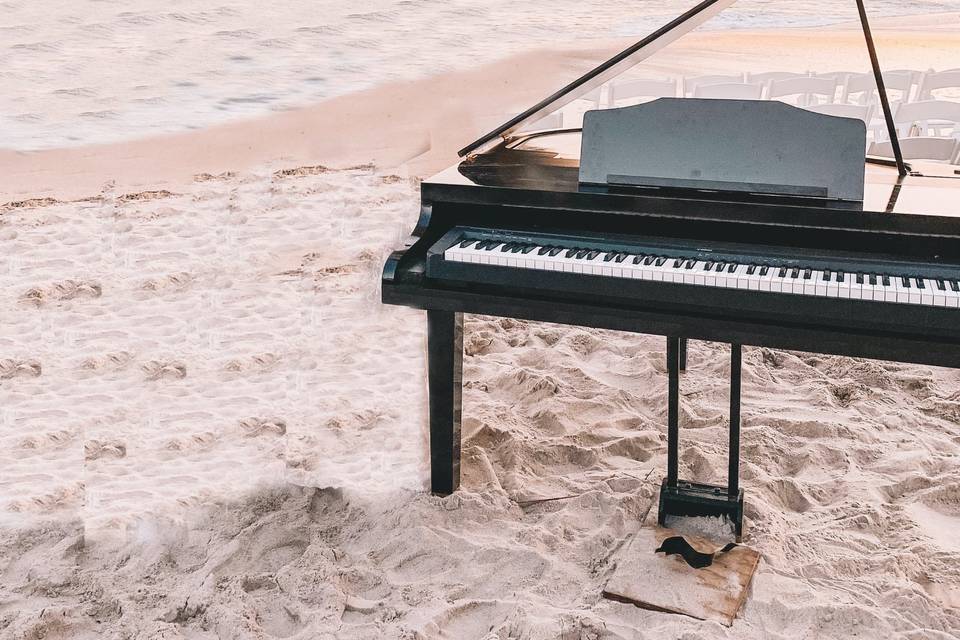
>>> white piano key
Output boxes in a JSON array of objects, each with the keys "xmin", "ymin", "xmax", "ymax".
[
  {"xmin": 947, "ymin": 286, "xmax": 960, "ymax": 308},
  {"xmin": 814, "ymin": 271, "xmax": 829, "ymax": 297},
  {"xmin": 932, "ymin": 280, "xmax": 948, "ymax": 307},
  {"xmin": 882, "ymin": 278, "xmax": 898, "ymax": 303},
  {"xmin": 922, "ymin": 279, "xmax": 936, "ymax": 306},
  {"xmin": 802, "ymin": 271, "xmax": 817, "ymax": 296}
]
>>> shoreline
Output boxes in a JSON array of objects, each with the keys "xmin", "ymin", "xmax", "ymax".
[{"xmin": 2, "ymin": 12, "xmax": 958, "ymax": 202}]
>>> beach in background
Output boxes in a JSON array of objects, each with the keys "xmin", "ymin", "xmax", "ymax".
[
  {"xmin": 3, "ymin": 0, "xmax": 957, "ymax": 151},
  {"xmin": 1, "ymin": 4, "xmax": 960, "ymax": 639}
]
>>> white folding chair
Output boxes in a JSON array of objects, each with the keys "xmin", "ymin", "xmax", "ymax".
[
  {"xmin": 746, "ymin": 72, "xmax": 810, "ymax": 98},
  {"xmin": 894, "ymin": 100, "xmax": 960, "ymax": 137},
  {"xmin": 806, "ymin": 103, "xmax": 872, "ymax": 124},
  {"xmin": 746, "ymin": 71, "xmax": 808, "ymax": 84},
  {"xmin": 578, "ymin": 88, "xmax": 603, "ymax": 110},
  {"xmin": 692, "ymin": 83, "xmax": 762, "ymax": 100},
  {"xmin": 917, "ymin": 69, "xmax": 960, "ymax": 100},
  {"xmin": 842, "ymin": 71, "xmax": 914, "ymax": 106},
  {"xmin": 518, "ymin": 112, "xmax": 564, "ymax": 133},
  {"xmin": 768, "ymin": 76, "xmax": 837, "ymax": 106},
  {"xmin": 683, "ymin": 74, "xmax": 745, "ymax": 97},
  {"xmin": 608, "ymin": 78, "xmax": 677, "ymax": 107},
  {"xmin": 869, "ymin": 137, "xmax": 959, "ymax": 163},
  {"xmin": 815, "ymin": 71, "xmax": 857, "ymax": 83}
]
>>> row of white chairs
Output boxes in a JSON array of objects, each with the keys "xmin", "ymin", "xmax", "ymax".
[
  {"xmin": 603, "ymin": 69, "xmax": 960, "ymax": 108},
  {"xmin": 516, "ymin": 70, "xmax": 960, "ymax": 163},
  {"xmin": 869, "ymin": 137, "xmax": 960, "ymax": 164}
]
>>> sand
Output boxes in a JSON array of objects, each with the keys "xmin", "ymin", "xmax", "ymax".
[{"xmin": 2, "ymin": 14, "xmax": 960, "ymax": 640}]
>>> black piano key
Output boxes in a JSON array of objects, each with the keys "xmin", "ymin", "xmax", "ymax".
[
  {"xmin": 575, "ymin": 249, "xmax": 590, "ymax": 259},
  {"xmin": 901, "ymin": 276, "xmax": 910, "ymax": 288},
  {"xmin": 803, "ymin": 269, "xmax": 812, "ymax": 280},
  {"xmin": 882, "ymin": 275, "xmax": 891, "ymax": 287},
  {"xmin": 537, "ymin": 246, "xmax": 550, "ymax": 255},
  {"xmin": 952, "ymin": 281, "xmax": 960, "ymax": 292},
  {"xmin": 790, "ymin": 268, "xmax": 800, "ymax": 279},
  {"xmin": 868, "ymin": 274, "xmax": 877, "ymax": 286},
  {"xmin": 548, "ymin": 247, "xmax": 563, "ymax": 257},
  {"xmin": 587, "ymin": 250, "xmax": 600, "ymax": 260},
  {"xmin": 685, "ymin": 260, "xmax": 696, "ymax": 269},
  {"xmin": 778, "ymin": 267, "xmax": 788, "ymax": 277},
  {"xmin": 836, "ymin": 272, "xmax": 845, "ymax": 283},
  {"xmin": 614, "ymin": 253, "xmax": 627, "ymax": 263},
  {"xmin": 822, "ymin": 270, "xmax": 831, "ymax": 281},
  {"xmin": 501, "ymin": 243, "xmax": 516, "ymax": 252},
  {"xmin": 643, "ymin": 256, "xmax": 656, "ymax": 266},
  {"xmin": 937, "ymin": 279, "xmax": 946, "ymax": 291},
  {"xmin": 727, "ymin": 263, "xmax": 738, "ymax": 273},
  {"xmin": 704, "ymin": 262, "xmax": 715, "ymax": 271},
  {"xmin": 915, "ymin": 278, "xmax": 925, "ymax": 289},
  {"xmin": 459, "ymin": 239, "xmax": 475, "ymax": 248},
  {"xmin": 632, "ymin": 255, "xmax": 644, "ymax": 264},
  {"xmin": 760, "ymin": 266, "xmax": 769, "ymax": 276},
  {"xmin": 603, "ymin": 252, "xmax": 616, "ymax": 262},
  {"xmin": 856, "ymin": 273, "xmax": 864, "ymax": 285},
  {"xmin": 655, "ymin": 257, "xmax": 667, "ymax": 267},
  {"xmin": 673, "ymin": 258, "xmax": 684, "ymax": 268},
  {"xmin": 565, "ymin": 248, "xmax": 578, "ymax": 258},
  {"xmin": 746, "ymin": 265, "xmax": 756, "ymax": 275},
  {"xmin": 715, "ymin": 262, "xmax": 726, "ymax": 272},
  {"xmin": 511, "ymin": 244, "xmax": 526, "ymax": 253},
  {"xmin": 520, "ymin": 245, "xmax": 535, "ymax": 254}
]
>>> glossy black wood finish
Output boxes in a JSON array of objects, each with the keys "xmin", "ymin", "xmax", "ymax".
[
  {"xmin": 385, "ymin": 282, "xmax": 960, "ymax": 369},
  {"xmin": 427, "ymin": 310, "xmax": 463, "ymax": 496},
  {"xmin": 667, "ymin": 337, "xmax": 680, "ymax": 487},
  {"xmin": 728, "ymin": 344, "xmax": 741, "ymax": 498}
]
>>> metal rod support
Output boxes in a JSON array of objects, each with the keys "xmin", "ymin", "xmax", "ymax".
[
  {"xmin": 666, "ymin": 336, "xmax": 680, "ymax": 487},
  {"xmin": 728, "ymin": 343, "xmax": 742, "ymax": 497},
  {"xmin": 856, "ymin": 0, "xmax": 906, "ymax": 177}
]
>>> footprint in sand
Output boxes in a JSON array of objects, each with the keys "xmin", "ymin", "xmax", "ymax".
[
  {"xmin": 20, "ymin": 279, "xmax": 102, "ymax": 307},
  {"xmin": 84, "ymin": 440, "xmax": 127, "ymax": 461},
  {"xmin": 239, "ymin": 417, "xmax": 287, "ymax": 437},
  {"xmin": 0, "ymin": 359, "xmax": 41, "ymax": 380},
  {"xmin": 141, "ymin": 360, "xmax": 187, "ymax": 380}
]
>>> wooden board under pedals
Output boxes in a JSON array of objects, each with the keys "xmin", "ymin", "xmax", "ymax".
[{"xmin": 602, "ymin": 526, "xmax": 761, "ymax": 627}]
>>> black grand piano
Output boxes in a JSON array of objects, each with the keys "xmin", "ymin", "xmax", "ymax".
[{"xmin": 381, "ymin": 0, "xmax": 960, "ymax": 538}]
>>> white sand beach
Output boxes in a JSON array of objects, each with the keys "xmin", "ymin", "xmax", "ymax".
[{"xmin": 2, "ymin": 10, "xmax": 960, "ymax": 640}]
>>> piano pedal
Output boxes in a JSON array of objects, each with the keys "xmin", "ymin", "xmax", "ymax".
[
  {"xmin": 660, "ymin": 339, "xmax": 744, "ymax": 541},
  {"xmin": 657, "ymin": 479, "xmax": 744, "ymax": 543}
]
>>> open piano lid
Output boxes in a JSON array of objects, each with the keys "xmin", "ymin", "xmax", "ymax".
[
  {"xmin": 458, "ymin": 0, "xmax": 738, "ymax": 158},
  {"xmin": 457, "ymin": 0, "xmax": 908, "ymax": 180}
]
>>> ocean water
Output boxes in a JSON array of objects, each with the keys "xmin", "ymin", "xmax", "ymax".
[{"xmin": 1, "ymin": 0, "xmax": 954, "ymax": 150}]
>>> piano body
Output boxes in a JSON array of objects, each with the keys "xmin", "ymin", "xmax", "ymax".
[{"xmin": 381, "ymin": 0, "xmax": 960, "ymax": 539}]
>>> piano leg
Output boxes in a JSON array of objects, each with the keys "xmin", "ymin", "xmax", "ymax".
[
  {"xmin": 665, "ymin": 336, "xmax": 681, "ymax": 488},
  {"xmin": 679, "ymin": 338, "xmax": 688, "ymax": 373},
  {"xmin": 728, "ymin": 344, "xmax": 741, "ymax": 499},
  {"xmin": 427, "ymin": 310, "xmax": 463, "ymax": 496}
]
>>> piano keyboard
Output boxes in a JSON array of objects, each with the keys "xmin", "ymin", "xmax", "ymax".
[{"xmin": 444, "ymin": 238, "xmax": 960, "ymax": 308}]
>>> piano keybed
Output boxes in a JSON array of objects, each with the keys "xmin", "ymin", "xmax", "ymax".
[{"xmin": 441, "ymin": 233, "xmax": 960, "ymax": 308}]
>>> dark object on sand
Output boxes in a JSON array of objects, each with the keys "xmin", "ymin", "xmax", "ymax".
[{"xmin": 655, "ymin": 535, "xmax": 738, "ymax": 569}]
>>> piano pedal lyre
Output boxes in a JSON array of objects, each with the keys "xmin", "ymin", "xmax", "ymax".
[{"xmin": 658, "ymin": 338, "xmax": 744, "ymax": 542}]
